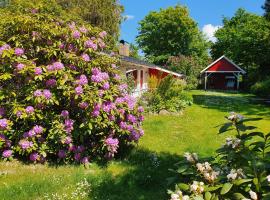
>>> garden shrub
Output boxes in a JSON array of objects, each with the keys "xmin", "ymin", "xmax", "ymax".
[
  {"xmin": 168, "ymin": 113, "xmax": 270, "ymax": 200},
  {"xmin": 250, "ymin": 78, "xmax": 270, "ymax": 97},
  {"xmin": 0, "ymin": 9, "xmax": 144, "ymax": 163},
  {"xmin": 141, "ymin": 75, "xmax": 192, "ymax": 113}
]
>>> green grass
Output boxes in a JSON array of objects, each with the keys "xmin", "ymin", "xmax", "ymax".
[{"xmin": 1, "ymin": 90, "xmax": 270, "ymax": 200}]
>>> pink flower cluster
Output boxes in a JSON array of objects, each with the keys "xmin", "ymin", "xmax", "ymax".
[
  {"xmin": 91, "ymin": 68, "xmax": 109, "ymax": 83},
  {"xmin": 47, "ymin": 62, "xmax": 64, "ymax": 71},
  {"xmin": 105, "ymin": 137, "xmax": 119, "ymax": 159},
  {"xmin": 34, "ymin": 89, "xmax": 52, "ymax": 99}
]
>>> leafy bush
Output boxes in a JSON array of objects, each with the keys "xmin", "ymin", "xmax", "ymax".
[
  {"xmin": 168, "ymin": 113, "xmax": 270, "ymax": 200},
  {"xmin": 141, "ymin": 75, "xmax": 192, "ymax": 113},
  {"xmin": 250, "ymin": 78, "xmax": 270, "ymax": 97},
  {"xmin": 0, "ymin": 9, "xmax": 144, "ymax": 163}
]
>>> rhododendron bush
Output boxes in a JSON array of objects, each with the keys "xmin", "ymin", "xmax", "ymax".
[
  {"xmin": 168, "ymin": 113, "xmax": 270, "ymax": 200},
  {"xmin": 0, "ymin": 11, "xmax": 144, "ymax": 163}
]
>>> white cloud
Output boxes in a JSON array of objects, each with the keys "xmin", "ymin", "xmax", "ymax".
[
  {"xmin": 202, "ymin": 24, "xmax": 222, "ymax": 43},
  {"xmin": 123, "ymin": 15, "xmax": 135, "ymax": 21}
]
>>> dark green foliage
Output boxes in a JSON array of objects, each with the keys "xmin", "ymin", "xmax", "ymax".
[
  {"xmin": 263, "ymin": 0, "xmax": 270, "ymax": 20},
  {"xmin": 167, "ymin": 55, "xmax": 209, "ymax": 89},
  {"xmin": 250, "ymin": 78, "xmax": 270, "ymax": 97},
  {"xmin": 211, "ymin": 9, "xmax": 270, "ymax": 90},
  {"xmin": 136, "ymin": 4, "xmax": 209, "ymax": 65},
  {"xmin": 141, "ymin": 75, "xmax": 192, "ymax": 113}
]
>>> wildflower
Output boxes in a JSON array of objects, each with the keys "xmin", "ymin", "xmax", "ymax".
[
  {"xmin": 77, "ymin": 75, "xmax": 88, "ymax": 85},
  {"xmin": 0, "ymin": 119, "xmax": 8, "ymax": 130},
  {"xmin": 0, "ymin": 44, "xmax": 11, "ymax": 55},
  {"xmin": 2, "ymin": 150, "xmax": 12, "ymax": 158},
  {"xmin": 16, "ymin": 110, "xmax": 23, "ymax": 118},
  {"xmin": 33, "ymin": 125, "xmax": 44, "ymax": 134},
  {"xmin": 79, "ymin": 26, "xmax": 88, "ymax": 33},
  {"xmin": 14, "ymin": 48, "xmax": 24, "ymax": 56},
  {"xmin": 75, "ymin": 85, "xmax": 83, "ymax": 95},
  {"xmin": 74, "ymin": 153, "xmax": 81, "ymax": 161},
  {"xmin": 34, "ymin": 67, "xmax": 42, "ymax": 75},
  {"xmin": 79, "ymin": 102, "xmax": 89, "ymax": 109},
  {"xmin": 105, "ymin": 137, "xmax": 119, "ymax": 158},
  {"xmin": 19, "ymin": 140, "xmax": 33, "ymax": 150},
  {"xmin": 227, "ymin": 112, "xmax": 243, "ymax": 122},
  {"xmin": 190, "ymin": 181, "xmax": 204, "ymax": 194},
  {"xmin": 72, "ymin": 30, "xmax": 81, "ymax": 39},
  {"xmin": 127, "ymin": 114, "xmax": 137, "ymax": 124},
  {"xmin": 53, "ymin": 62, "xmax": 64, "ymax": 70},
  {"xmin": 249, "ymin": 190, "xmax": 258, "ymax": 200},
  {"xmin": 46, "ymin": 79, "xmax": 57, "ymax": 88},
  {"xmin": 43, "ymin": 89, "xmax": 52, "ymax": 99},
  {"xmin": 225, "ymin": 137, "xmax": 241, "ymax": 149},
  {"xmin": 184, "ymin": 152, "xmax": 198, "ymax": 163},
  {"xmin": 29, "ymin": 152, "xmax": 39, "ymax": 162},
  {"xmin": 58, "ymin": 150, "xmax": 66, "ymax": 159},
  {"xmin": 102, "ymin": 82, "xmax": 110, "ymax": 90},
  {"xmin": 64, "ymin": 119, "xmax": 74, "ymax": 133},
  {"xmin": 102, "ymin": 101, "xmax": 115, "ymax": 113},
  {"xmin": 91, "ymin": 68, "xmax": 100, "ymax": 75},
  {"xmin": 64, "ymin": 136, "xmax": 72, "ymax": 144},
  {"xmin": 34, "ymin": 90, "xmax": 43, "ymax": 97},
  {"xmin": 227, "ymin": 168, "xmax": 246, "ymax": 181},
  {"xmin": 81, "ymin": 54, "xmax": 90, "ymax": 62},
  {"xmin": 16, "ymin": 63, "xmax": 25, "ymax": 71},
  {"xmin": 99, "ymin": 31, "xmax": 107, "ymax": 38},
  {"xmin": 138, "ymin": 106, "xmax": 144, "ymax": 113},
  {"xmin": 81, "ymin": 157, "xmax": 89, "ymax": 164},
  {"xmin": 61, "ymin": 110, "xmax": 69, "ymax": 118},
  {"xmin": 85, "ymin": 39, "xmax": 97, "ymax": 50}
]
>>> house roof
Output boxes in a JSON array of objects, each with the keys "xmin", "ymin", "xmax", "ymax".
[
  {"xmin": 121, "ymin": 56, "xmax": 184, "ymax": 78},
  {"xmin": 200, "ymin": 55, "xmax": 246, "ymax": 74}
]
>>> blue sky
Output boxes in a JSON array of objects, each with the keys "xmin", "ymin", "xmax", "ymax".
[{"xmin": 120, "ymin": 0, "xmax": 265, "ymax": 44}]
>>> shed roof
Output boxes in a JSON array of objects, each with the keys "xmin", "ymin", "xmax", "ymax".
[{"xmin": 201, "ymin": 55, "xmax": 246, "ymax": 74}]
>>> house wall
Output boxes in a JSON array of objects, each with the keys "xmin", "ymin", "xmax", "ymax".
[{"xmin": 206, "ymin": 73, "xmax": 237, "ymax": 90}]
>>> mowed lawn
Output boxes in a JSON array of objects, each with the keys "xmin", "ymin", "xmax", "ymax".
[{"xmin": 1, "ymin": 90, "xmax": 270, "ymax": 200}]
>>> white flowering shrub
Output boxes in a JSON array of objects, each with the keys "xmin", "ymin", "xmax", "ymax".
[{"xmin": 168, "ymin": 112, "xmax": 270, "ymax": 200}]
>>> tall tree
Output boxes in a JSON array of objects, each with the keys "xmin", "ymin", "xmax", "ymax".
[
  {"xmin": 211, "ymin": 9, "xmax": 270, "ymax": 88},
  {"xmin": 136, "ymin": 5, "xmax": 208, "ymax": 65},
  {"xmin": 263, "ymin": 0, "xmax": 270, "ymax": 19},
  {"xmin": 57, "ymin": 0, "xmax": 123, "ymax": 42}
]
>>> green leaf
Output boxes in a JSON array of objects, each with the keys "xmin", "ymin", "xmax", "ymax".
[
  {"xmin": 177, "ymin": 183, "xmax": 189, "ymax": 191},
  {"xmin": 233, "ymin": 179, "xmax": 252, "ymax": 186},
  {"xmin": 232, "ymin": 193, "xmax": 247, "ymax": 200},
  {"xmin": 176, "ymin": 165, "xmax": 188, "ymax": 174},
  {"xmin": 220, "ymin": 183, "xmax": 233, "ymax": 195},
  {"xmin": 205, "ymin": 185, "xmax": 222, "ymax": 192},
  {"xmin": 219, "ymin": 122, "xmax": 233, "ymax": 134},
  {"xmin": 205, "ymin": 191, "xmax": 212, "ymax": 200}
]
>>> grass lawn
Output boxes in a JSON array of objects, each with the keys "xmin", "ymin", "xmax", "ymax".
[{"xmin": 1, "ymin": 90, "xmax": 269, "ymax": 200}]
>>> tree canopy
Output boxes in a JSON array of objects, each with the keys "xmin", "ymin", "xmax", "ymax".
[
  {"xmin": 136, "ymin": 5, "xmax": 209, "ymax": 65},
  {"xmin": 211, "ymin": 8, "xmax": 270, "ymax": 88},
  {"xmin": 263, "ymin": 0, "xmax": 270, "ymax": 19}
]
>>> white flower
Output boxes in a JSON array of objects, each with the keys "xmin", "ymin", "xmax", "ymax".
[
  {"xmin": 170, "ymin": 193, "xmax": 180, "ymax": 200},
  {"xmin": 196, "ymin": 163, "xmax": 205, "ymax": 173},
  {"xmin": 190, "ymin": 181, "xmax": 204, "ymax": 194},
  {"xmin": 227, "ymin": 168, "xmax": 246, "ymax": 181},
  {"xmin": 227, "ymin": 112, "xmax": 243, "ymax": 122},
  {"xmin": 184, "ymin": 152, "xmax": 198, "ymax": 163},
  {"xmin": 249, "ymin": 190, "xmax": 258, "ymax": 200},
  {"xmin": 267, "ymin": 175, "xmax": 270, "ymax": 182},
  {"xmin": 225, "ymin": 137, "xmax": 241, "ymax": 149},
  {"xmin": 182, "ymin": 196, "xmax": 189, "ymax": 200}
]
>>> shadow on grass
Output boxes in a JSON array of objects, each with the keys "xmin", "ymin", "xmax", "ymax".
[
  {"xmin": 192, "ymin": 94, "xmax": 270, "ymax": 117},
  {"xmin": 87, "ymin": 147, "xmax": 182, "ymax": 200}
]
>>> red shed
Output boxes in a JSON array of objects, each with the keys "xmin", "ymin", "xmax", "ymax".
[{"xmin": 201, "ymin": 55, "xmax": 246, "ymax": 90}]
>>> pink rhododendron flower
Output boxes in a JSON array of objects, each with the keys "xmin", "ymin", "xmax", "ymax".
[
  {"xmin": 34, "ymin": 67, "xmax": 42, "ymax": 75},
  {"xmin": 16, "ymin": 63, "xmax": 25, "ymax": 71},
  {"xmin": 72, "ymin": 30, "xmax": 81, "ymax": 39},
  {"xmin": 14, "ymin": 48, "xmax": 24, "ymax": 56},
  {"xmin": 81, "ymin": 54, "xmax": 90, "ymax": 62},
  {"xmin": 75, "ymin": 85, "xmax": 83, "ymax": 95},
  {"xmin": 2, "ymin": 150, "xmax": 12, "ymax": 158},
  {"xmin": 0, "ymin": 119, "xmax": 8, "ymax": 130}
]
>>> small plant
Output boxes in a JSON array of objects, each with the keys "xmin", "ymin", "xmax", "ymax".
[
  {"xmin": 168, "ymin": 112, "xmax": 270, "ymax": 200},
  {"xmin": 141, "ymin": 75, "xmax": 192, "ymax": 113}
]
